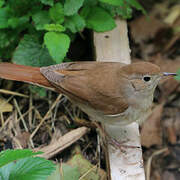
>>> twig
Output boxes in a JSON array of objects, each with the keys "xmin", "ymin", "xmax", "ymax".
[
  {"xmin": 30, "ymin": 94, "xmax": 62, "ymax": 140},
  {"xmin": 36, "ymin": 126, "xmax": 89, "ymax": 159},
  {"xmin": 146, "ymin": 148, "xmax": 168, "ymax": 180},
  {"xmin": 0, "ymin": 89, "xmax": 29, "ymax": 98}
]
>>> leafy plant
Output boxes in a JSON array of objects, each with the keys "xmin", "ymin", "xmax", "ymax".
[
  {"xmin": 0, "ymin": 0, "xmax": 146, "ymax": 95},
  {"xmin": 0, "ymin": 0, "xmax": 146, "ymax": 65},
  {"xmin": 0, "ymin": 149, "xmax": 55, "ymax": 180}
]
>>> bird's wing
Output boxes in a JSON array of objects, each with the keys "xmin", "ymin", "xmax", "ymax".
[{"xmin": 40, "ymin": 62, "xmax": 129, "ymax": 115}]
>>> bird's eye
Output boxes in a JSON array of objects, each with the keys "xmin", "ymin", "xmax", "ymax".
[{"xmin": 143, "ymin": 76, "xmax": 151, "ymax": 82}]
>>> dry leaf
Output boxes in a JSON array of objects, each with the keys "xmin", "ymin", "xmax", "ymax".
[
  {"xmin": 0, "ymin": 97, "xmax": 13, "ymax": 112},
  {"xmin": 141, "ymin": 104, "xmax": 164, "ymax": 147},
  {"xmin": 129, "ymin": 16, "xmax": 166, "ymax": 43},
  {"xmin": 162, "ymin": 171, "xmax": 176, "ymax": 180},
  {"xmin": 15, "ymin": 131, "xmax": 31, "ymax": 148},
  {"xmin": 164, "ymin": 118, "xmax": 177, "ymax": 144}
]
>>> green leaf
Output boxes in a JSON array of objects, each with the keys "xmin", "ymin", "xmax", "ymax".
[
  {"xmin": 8, "ymin": 0, "xmax": 40, "ymax": 17},
  {"xmin": 126, "ymin": 0, "xmax": 146, "ymax": 15},
  {"xmin": 100, "ymin": 2, "xmax": 133, "ymax": 19},
  {"xmin": 0, "ymin": 31, "xmax": 9, "ymax": 48},
  {"xmin": 0, "ymin": 7, "xmax": 9, "ymax": 29},
  {"xmin": 83, "ymin": 0, "xmax": 98, "ymax": 6},
  {"xmin": 81, "ymin": 6, "xmax": 116, "ymax": 32},
  {"xmin": 0, "ymin": 0, "xmax": 5, "ymax": 8},
  {"xmin": 29, "ymin": 86, "xmax": 47, "ymax": 97},
  {"xmin": 0, "ymin": 30, "xmax": 16, "ymax": 48},
  {"xmin": 47, "ymin": 164, "xmax": 61, "ymax": 180},
  {"xmin": 13, "ymin": 35, "xmax": 55, "ymax": 67},
  {"xmin": 99, "ymin": 0, "xmax": 124, "ymax": 6},
  {"xmin": 40, "ymin": 0, "xmax": 54, "ymax": 6},
  {"xmin": 49, "ymin": 2, "xmax": 64, "ymax": 24},
  {"xmin": 8, "ymin": 16, "xmax": 29, "ymax": 29},
  {"xmin": 0, "ymin": 162, "xmax": 13, "ymax": 180},
  {"xmin": 79, "ymin": 6, "xmax": 91, "ymax": 19},
  {"xmin": 32, "ymin": 11, "xmax": 51, "ymax": 30},
  {"xmin": 0, "ymin": 157, "xmax": 55, "ymax": 180},
  {"xmin": 44, "ymin": 24, "xmax": 66, "ymax": 32},
  {"xmin": 65, "ymin": 14, "xmax": 86, "ymax": 33},
  {"xmin": 64, "ymin": 0, "xmax": 84, "ymax": 16},
  {"xmin": 0, "ymin": 149, "xmax": 42, "ymax": 168},
  {"xmin": 175, "ymin": 69, "xmax": 180, "ymax": 81},
  {"xmin": 44, "ymin": 32, "xmax": 70, "ymax": 63}
]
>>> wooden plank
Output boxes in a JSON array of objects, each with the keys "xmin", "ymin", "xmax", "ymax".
[{"xmin": 93, "ymin": 19, "xmax": 145, "ymax": 180}]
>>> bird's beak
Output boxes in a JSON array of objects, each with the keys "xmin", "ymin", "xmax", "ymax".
[{"xmin": 163, "ymin": 72, "xmax": 177, "ymax": 76}]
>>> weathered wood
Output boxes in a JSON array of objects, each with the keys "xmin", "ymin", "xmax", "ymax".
[{"xmin": 94, "ymin": 19, "xmax": 145, "ymax": 180}]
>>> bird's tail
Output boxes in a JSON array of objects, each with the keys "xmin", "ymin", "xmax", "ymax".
[{"xmin": 0, "ymin": 63, "xmax": 55, "ymax": 91}]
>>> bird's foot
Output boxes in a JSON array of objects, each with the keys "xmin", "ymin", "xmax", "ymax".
[
  {"xmin": 108, "ymin": 137, "xmax": 140, "ymax": 151},
  {"xmin": 93, "ymin": 122, "xmax": 140, "ymax": 150}
]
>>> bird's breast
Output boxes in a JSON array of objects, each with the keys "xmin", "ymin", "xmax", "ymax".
[{"xmin": 77, "ymin": 97, "xmax": 153, "ymax": 126}]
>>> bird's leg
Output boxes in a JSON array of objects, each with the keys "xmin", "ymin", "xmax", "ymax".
[{"xmin": 93, "ymin": 122, "xmax": 140, "ymax": 150}]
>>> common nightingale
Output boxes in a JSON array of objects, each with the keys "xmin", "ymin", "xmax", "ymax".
[{"xmin": 0, "ymin": 62, "xmax": 176, "ymax": 126}]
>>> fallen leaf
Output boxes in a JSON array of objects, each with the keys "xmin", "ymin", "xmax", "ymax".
[
  {"xmin": 141, "ymin": 103, "xmax": 164, "ymax": 147},
  {"xmin": 162, "ymin": 171, "xmax": 176, "ymax": 180},
  {"xmin": 130, "ymin": 16, "xmax": 166, "ymax": 43},
  {"xmin": 67, "ymin": 153, "xmax": 106, "ymax": 180},
  {"xmin": 164, "ymin": 5, "xmax": 180, "ymax": 25},
  {"xmin": 164, "ymin": 118, "xmax": 177, "ymax": 144},
  {"xmin": 15, "ymin": 132, "xmax": 31, "ymax": 148},
  {"xmin": 0, "ymin": 97, "xmax": 13, "ymax": 113}
]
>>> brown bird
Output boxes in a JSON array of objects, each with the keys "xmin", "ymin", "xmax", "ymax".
[{"xmin": 0, "ymin": 62, "xmax": 176, "ymax": 126}]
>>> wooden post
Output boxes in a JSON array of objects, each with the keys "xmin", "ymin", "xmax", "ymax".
[{"xmin": 93, "ymin": 19, "xmax": 145, "ymax": 180}]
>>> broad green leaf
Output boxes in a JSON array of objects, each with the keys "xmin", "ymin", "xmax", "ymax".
[
  {"xmin": 65, "ymin": 14, "xmax": 86, "ymax": 33},
  {"xmin": 126, "ymin": 0, "xmax": 146, "ymax": 15},
  {"xmin": 64, "ymin": 0, "xmax": 84, "ymax": 16},
  {"xmin": 49, "ymin": 3, "xmax": 64, "ymax": 24},
  {"xmin": 44, "ymin": 32, "xmax": 70, "ymax": 63},
  {"xmin": 13, "ymin": 35, "xmax": 55, "ymax": 67},
  {"xmin": 40, "ymin": 0, "xmax": 54, "ymax": 6},
  {"xmin": 32, "ymin": 11, "xmax": 51, "ymax": 30},
  {"xmin": 99, "ymin": 0, "xmax": 124, "ymax": 6},
  {"xmin": 0, "ymin": 149, "xmax": 42, "ymax": 168},
  {"xmin": 44, "ymin": 24, "xmax": 66, "ymax": 32},
  {"xmin": 0, "ymin": 7, "xmax": 9, "ymax": 29},
  {"xmin": 0, "ymin": 157, "xmax": 55, "ymax": 180},
  {"xmin": 47, "ymin": 164, "xmax": 61, "ymax": 180},
  {"xmin": 81, "ymin": 6, "xmax": 116, "ymax": 32},
  {"xmin": 0, "ymin": 162, "xmax": 13, "ymax": 180}
]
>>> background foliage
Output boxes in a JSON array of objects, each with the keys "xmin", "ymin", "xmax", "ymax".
[{"xmin": 0, "ymin": 0, "xmax": 145, "ymax": 66}]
